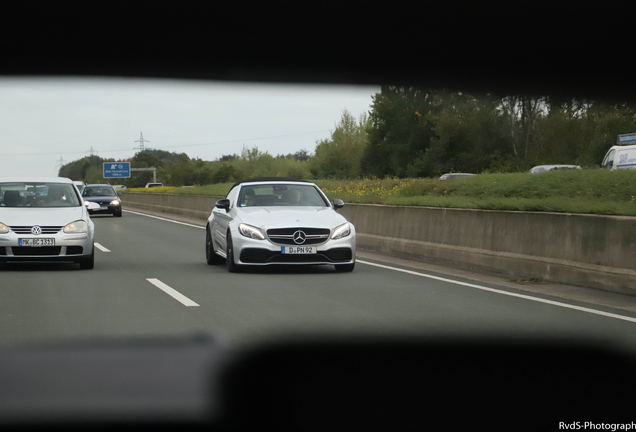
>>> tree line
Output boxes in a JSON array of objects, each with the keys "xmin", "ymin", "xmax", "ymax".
[{"xmin": 58, "ymin": 86, "xmax": 636, "ymax": 185}]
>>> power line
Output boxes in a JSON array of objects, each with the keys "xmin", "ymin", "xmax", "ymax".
[
  {"xmin": 143, "ymin": 129, "xmax": 330, "ymax": 150},
  {"xmin": 0, "ymin": 129, "xmax": 331, "ymax": 157}
]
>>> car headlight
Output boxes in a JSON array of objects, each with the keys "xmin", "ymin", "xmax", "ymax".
[
  {"xmin": 84, "ymin": 201, "xmax": 90, "ymax": 207},
  {"xmin": 0, "ymin": 222, "xmax": 9, "ymax": 234},
  {"xmin": 110, "ymin": 200, "xmax": 120, "ymax": 205},
  {"xmin": 238, "ymin": 223, "xmax": 265, "ymax": 240},
  {"xmin": 63, "ymin": 220, "xmax": 88, "ymax": 234},
  {"xmin": 331, "ymin": 222, "xmax": 351, "ymax": 239}
]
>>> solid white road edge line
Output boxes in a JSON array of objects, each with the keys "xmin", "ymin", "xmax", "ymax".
[
  {"xmin": 94, "ymin": 242, "xmax": 111, "ymax": 252},
  {"xmin": 125, "ymin": 209, "xmax": 634, "ymax": 322},
  {"xmin": 358, "ymin": 260, "xmax": 636, "ymax": 324},
  {"xmin": 146, "ymin": 278, "xmax": 200, "ymax": 307},
  {"xmin": 124, "ymin": 210, "xmax": 205, "ymax": 229}
]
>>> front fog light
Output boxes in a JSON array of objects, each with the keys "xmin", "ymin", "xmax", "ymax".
[
  {"xmin": 64, "ymin": 220, "xmax": 88, "ymax": 234},
  {"xmin": 331, "ymin": 223, "xmax": 351, "ymax": 239}
]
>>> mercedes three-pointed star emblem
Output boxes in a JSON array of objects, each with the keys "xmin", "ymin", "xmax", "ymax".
[{"xmin": 293, "ymin": 230, "xmax": 306, "ymax": 244}]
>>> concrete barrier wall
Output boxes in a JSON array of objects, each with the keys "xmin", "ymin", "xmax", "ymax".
[
  {"xmin": 122, "ymin": 193, "xmax": 221, "ymax": 221},
  {"xmin": 122, "ymin": 192, "xmax": 636, "ymax": 295}
]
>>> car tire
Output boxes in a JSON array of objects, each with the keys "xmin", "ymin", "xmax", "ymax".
[
  {"xmin": 334, "ymin": 262, "xmax": 355, "ymax": 272},
  {"xmin": 206, "ymin": 226, "xmax": 222, "ymax": 265},
  {"xmin": 79, "ymin": 246, "xmax": 95, "ymax": 270},
  {"xmin": 225, "ymin": 232, "xmax": 241, "ymax": 273}
]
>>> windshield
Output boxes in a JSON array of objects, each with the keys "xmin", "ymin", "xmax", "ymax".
[
  {"xmin": 1, "ymin": 78, "xmax": 635, "ymax": 347},
  {"xmin": 602, "ymin": 149, "xmax": 615, "ymax": 169},
  {"xmin": 0, "ymin": 182, "xmax": 81, "ymax": 207},
  {"xmin": 82, "ymin": 186, "xmax": 116, "ymax": 197},
  {"xmin": 3, "ymin": 76, "xmax": 636, "ymax": 429},
  {"xmin": 239, "ymin": 184, "xmax": 329, "ymax": 207},
  {"xmin": 3, "ymin": 5, "xmax": 636, "ymax": 428}
]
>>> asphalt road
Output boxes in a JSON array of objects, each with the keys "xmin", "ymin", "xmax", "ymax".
[{"xmin": 2, "ymin": 209, "xmax": 636, "ymax": 353}]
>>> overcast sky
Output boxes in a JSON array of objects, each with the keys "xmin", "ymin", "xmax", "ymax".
[{"xmin": 0, "ymin": 77, "xmax": 380, "ymax": 178}]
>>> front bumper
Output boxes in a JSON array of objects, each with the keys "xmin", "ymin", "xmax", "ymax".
[
  {"xmin": 230, "ymin": 226, "xmax": 356, "ymax": 266},
  {"xmin": 87, "ymin": 204, "xmax": 120, "ymax": 215},
  {"xmin": 0, "ymin": 232, "xmax": 94, "ymax": 263}
]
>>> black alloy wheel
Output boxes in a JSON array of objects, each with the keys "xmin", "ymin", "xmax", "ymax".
[
  {"xmin": 206, "ymin": 227, "xmax": 221, "ymax": 265},
  {"xmin": 79, "ymin": 246, "xmax": 95, "ymax": 270},
  {"xmin": 225, "ymin": 232, "xmax": 241, "ymax": 273}
]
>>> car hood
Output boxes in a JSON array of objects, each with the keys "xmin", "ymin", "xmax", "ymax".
[
  {"xmin": 0, "ymin": 207, "xmax": 86, "ymax": 226},
  {"xmin": 236, "ymin": 207, "xmax": 348, "ymax": 229},
  {"xmin": 82, "ymin": 196, "xmax": 118, "ymax": 202}
]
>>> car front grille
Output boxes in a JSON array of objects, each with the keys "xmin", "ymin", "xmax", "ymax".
[
  {"xmin": 9, "ymin": 226, "xmax": 63, "ymax": 234},
  {"xmin": 266, "ymin": 227, "xmax": 331, "ymax": 246}
]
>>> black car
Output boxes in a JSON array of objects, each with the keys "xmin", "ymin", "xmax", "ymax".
[{"xmin": 82, "ymin": 184, "xmax": 122, "ymax": 217}]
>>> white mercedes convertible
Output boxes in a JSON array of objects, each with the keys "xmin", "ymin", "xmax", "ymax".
[{"xmin": 206, "ymin": 178, "xmax": 356, "ymax": 272}]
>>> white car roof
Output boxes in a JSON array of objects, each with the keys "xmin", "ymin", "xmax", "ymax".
[
  {"xmin": 240, "ymin": 181, "xmax": 316, "ymax": 186},
  {"xmin": 0, "ymin": 177, "xmax": 73, "ymax": 184},
  {"xmin": 530, "ymin": 165, "xmax": 581, "ymax": 172},
  {"xmin": 440, "ymin": 173, "xmax": 475, "ymax": 177},
  {"xmin": 232, "ymin": 177, "xmax": 315, "ymax": 188}
]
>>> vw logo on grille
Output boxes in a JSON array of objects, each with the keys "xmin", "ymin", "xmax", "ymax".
[
  {"xmin": 293, "ymin": 230, "xmax": 307, "ymax": 244},
  {"xmin": 31, "ymin": 226, "xmax": 42, "ymax": 235}
]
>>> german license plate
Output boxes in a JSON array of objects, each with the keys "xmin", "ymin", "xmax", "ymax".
[
  {"xmin": 18, "ymin": 238, "xmax": 55, "ymax": 247},
  {"xmin": 100, "ymin": 206, "xmax": 108, "ymax": 210},
  {"xmin": 282, "ymin": 246, "xmax": 315, "ymax": 254}
]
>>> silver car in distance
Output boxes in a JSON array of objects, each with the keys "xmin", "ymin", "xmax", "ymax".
[
  {"xmin": 0, "ymin": 177, "xmax": 95, "ymax": 269},
  {"xmin": 206, "ymin": 178, "xmax": 356, "ymax": 272}
]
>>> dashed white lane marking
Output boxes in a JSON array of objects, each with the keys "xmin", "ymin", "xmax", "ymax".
[
  {"xmin": 358, "ymin": 260, "xmax": 636, "ymax": 324},
  {"xmin": 124, "ymin": 210, "xmax": 205, "ymax": 229},
  {"xmin": 146, "ymin": 278, "xmax": 200, "ymax": 307},
  {"xmin": 94, "ymin": 242, "xmax": 111, "ymax": 252}
]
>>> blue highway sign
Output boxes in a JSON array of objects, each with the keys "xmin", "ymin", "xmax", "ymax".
[{"xmin": 103, "ymin": 162, "xmax": 131, "ymax": 178}]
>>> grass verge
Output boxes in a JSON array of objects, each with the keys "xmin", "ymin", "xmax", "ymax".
[{"xmin": 123, "ymin": 169, "xmax": 636, "ymax": 216}]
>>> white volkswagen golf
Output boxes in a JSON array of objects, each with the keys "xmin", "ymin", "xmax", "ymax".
[
  {"xmin": 206, "ymin": 178, "xmax": 356, "ymax": 272},
  {"xmin": 0, "ymin": 177, "xmax": 95, "ymax": 269}
]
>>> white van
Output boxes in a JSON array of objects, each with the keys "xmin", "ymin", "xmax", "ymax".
[{"xmin": 601, "ymin": 145, "xmax": 636, "ymax": 170}]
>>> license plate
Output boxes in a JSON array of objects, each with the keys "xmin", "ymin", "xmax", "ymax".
[
  {"xmin": 100, "ymin": 206, "xmax": 108, "ymax": 210},
  {"xmin": 18, "ymin": 238, "xmax": 55, "ymax": 247},
  {"xmin": 282, "ymin": 246, "xmax": 315, "ymax": 254}
]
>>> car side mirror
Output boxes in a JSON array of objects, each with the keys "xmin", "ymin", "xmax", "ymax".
[
  {"xmin": 117, "ymin": 192, "xmax": 122, "ymax": 197},
  {"xmin": 332, "ymin": 199, "xmax": 344, "ymax": 210},
  {"xmin": 215, "ymin": 199, "xmax": 231, "ymax": 212}
]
